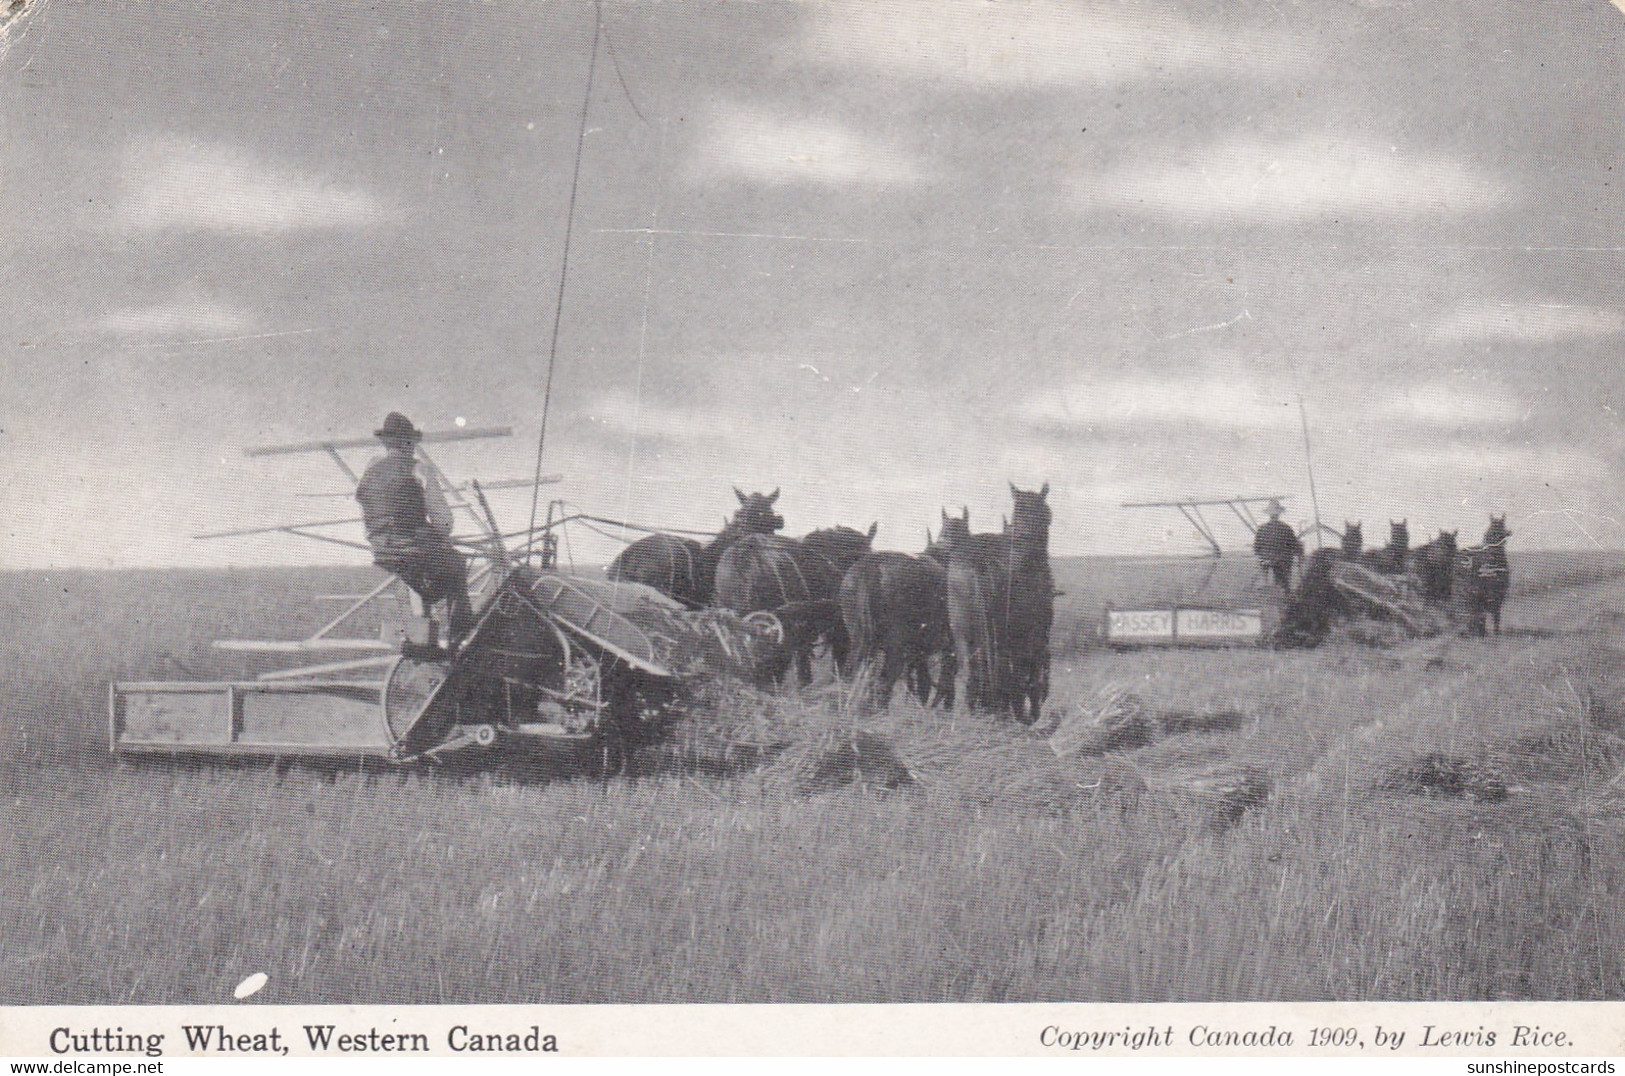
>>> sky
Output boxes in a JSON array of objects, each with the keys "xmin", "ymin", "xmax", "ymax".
[{"xmin": 1, "ymin": 0, "xmax": 1622, "ymax": 569}]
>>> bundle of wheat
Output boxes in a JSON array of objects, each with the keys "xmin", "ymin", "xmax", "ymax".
[
  {"xmin": 1048, "ymin": 684, "xmax": 1251, "ymax": 759},
  {"xmin": 1151, "ymin": 765, "xmax": 1272, "ymax": 831},
  {"xmin": 1381, "ymin": 753, "xmax": 1508, "ymax": 802},
  {"xmin": 766, "ymin": 726, "xmax": 915, "ymax": 796}
]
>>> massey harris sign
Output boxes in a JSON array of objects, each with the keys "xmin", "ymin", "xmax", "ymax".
[{"xmin": 1104, "ymin": 606, "xmax": 1266, "ymax": 646}]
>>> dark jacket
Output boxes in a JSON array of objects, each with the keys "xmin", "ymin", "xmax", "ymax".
[
  {"xmin": 1253, "ymin": 518, "xmax": 1302, "ymax": 566},
  {"xmin": 356, "ymin": 450, "xmax": 432, "ymax": 556}
]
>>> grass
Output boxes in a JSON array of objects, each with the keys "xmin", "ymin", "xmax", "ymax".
[{"xmin": 2, "ymin": 552, "xmax": 1624, "ymax": 1003}]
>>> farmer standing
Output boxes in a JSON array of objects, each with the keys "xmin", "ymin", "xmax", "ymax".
[
  {"xmin": 356, "ymin": 412, "xmax": 474, "ymax": 642},
  {"xmin": 1253, "ymin": 498, "xmax": 1303, "ymax": 591}
]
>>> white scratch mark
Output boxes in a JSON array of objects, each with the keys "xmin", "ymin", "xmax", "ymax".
[
  {"xmin": 593, "ymin": 228, "xmax": 1625, "ymax": 254},
  {"xmin": 596, "ymin": 227, "xmax": 871, "ymax": 245},
  {"xmin": 123, "ymin": 328, "xmax": 321, "ymax": 351},
  {"xmin": 233, "ymin": 972, "xmax": 269, "ymax": 1000},
  {"xmin": 1160, "ymin": 309, "xmax": 1252, "ymax": 341},
  {"xmin": 1528, "ymin": 508, "xmax": 1619, "ymax": 551}
]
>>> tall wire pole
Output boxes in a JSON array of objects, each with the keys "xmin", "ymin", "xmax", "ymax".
[
  {"xmin": 526, "ymin": 2, "xmax": 604, "ymax": 558},
  {"xmin": 1298, "ymin": 394, "xmax": 1324, "ymax": 549}
]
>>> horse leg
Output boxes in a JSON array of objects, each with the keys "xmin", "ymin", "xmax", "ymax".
[
  {"xmin": 1008, "ymin": 661, "xmax": 1030, "ymax": 723},
  {"xmin": 907, "ymin": 652, "xmax": 932, "ymax": 706},
  {"xmin": 875, "ymin": 647, "xmax": 908, "ymax": 710},
  {"xmin": 828, "ymin": 622, "xmax": 852, "ymax": 681},
  {"xmin": 794, "ymin": 623, "xmax": 816, "ymax": 687},
  {"xmin": 1026, "ymin": 658, "xmax": 1050, "ymax": 724},
  {"xmin": 935, "ymin": 649, "xmax": 957, "ymax": 710},
  {"xmin": 952, "ymin": 634, "xmax": 974, "ymax": 711}
]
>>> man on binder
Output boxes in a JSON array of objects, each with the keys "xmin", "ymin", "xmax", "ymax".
[
  {"xmin": 355, "ymin": 412, "xmax": 474, "ymax": 642},
  {"xmin": 1253, "ymin": 499, "xmax": 1303, "ymax": 591}
]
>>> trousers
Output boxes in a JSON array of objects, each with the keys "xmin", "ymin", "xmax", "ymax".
[{"xmin": 372, "ymin": 529, "xmax": 474, "ymax": 639}]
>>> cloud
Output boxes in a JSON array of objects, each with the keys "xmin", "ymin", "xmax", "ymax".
[
  {"xmin": 1024, "ymin": 373, "xmax": 1299, "ymax": 433},
  {"xmin": 807, "ymin": 2, "xmax": 1310, "ymax": 88},
  {"xmin": 697, "ymin": 106, "xmax": 923, "ymax": 188},
  {"xmin": 584, "ymin": 388, "xmax": 715, "ymax": 444},
  {"xmin": 1397, "ymin": 442, "xmax": 1606, "ymax": 484},
  {"xmin": 100, "ymin": 292, "xmax": 256, "ymax": 341},
  {"xmin": 1382, "ymin": 380, "xmax": 1525, "ymax": 428},
  {"xmin": 120, "ymin": 136, "xmax": 391, "ymax": 234},
  {"xmin": 1081, "ymin": 136, "xmax": 1507, "ymax": 221},
  {"xmin": 1428, "ymin": 302, "xmax": 1625, "ymax": 345}
]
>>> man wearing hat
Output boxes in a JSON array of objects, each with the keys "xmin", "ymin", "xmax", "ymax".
[
  {"xmin": 355, "ymin": 412, "xmax": 473, "ymax": 642},
  {"xmin": 1253, "ymin": 498, "xmax": 1303, "ymax": 591}
]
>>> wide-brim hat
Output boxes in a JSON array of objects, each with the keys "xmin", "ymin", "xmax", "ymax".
[
  {"xmin": 1265, "ymin": 498, "xmax": 1285, "ymax": 516},
  {"xmin": 374, "ymin": 412, "xmax": 422, "ymax": 442}
]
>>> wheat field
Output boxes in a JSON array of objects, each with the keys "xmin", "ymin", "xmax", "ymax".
[{"xmin": 3, "ymin": 553, "xmax": 1624, "ymax": 1003}]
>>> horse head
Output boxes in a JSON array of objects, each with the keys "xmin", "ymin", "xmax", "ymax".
[
  {"xmin": 1389, "ymin": 519, "xmax": 1409, "ymax": 552},
  {"xmin": 937, "ymin": 508, "xmax": 971, "ymax": 551},
  {"xmin": 730, "ymin": 488, "xmax": 785, "ymax": 536},
  {"xmin": 1009, "ymin": 483, "xmax": 1053, "ymax": 545},
  {"xmin": 1341, "ymin": 522, "xmax": 1363, "ymax": 556},
  {"xmin": 1485, "ymin": 514, "xmax": 1511, "ymax": 547}
]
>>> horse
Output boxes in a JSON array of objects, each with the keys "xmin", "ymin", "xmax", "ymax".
[
  {"xmin": 1340, "ymin": 521, "xmax": 1363, "ymax": 558},
  {"xmin": 714, "ymin": 522, "xmax": 877, "ymax": 686},
  {"xmin": 1457, "ymin": 515, "xmax": 1511, "ymax": 636},
  {"xmin": 1360, "ymin": 519, "xmax": 1409, "ymax": 574},
  {"xmin": 840, "ymin": 532, "xmax": 957, "ymax": 711},
  {"xmin": 1411, "ymin": 529, "xmax": 1458, "ymax": 603},
  {"xmin": 947, "ymin": 483, "xmax": 1053, "ymax": 723},
  {"xmin": 1276, "ymin": 548, "xmax": 1348, "ymax": 648},
  {"xmin": 605, "ymin": 487, "xmax": 783, "ymax": 606}
]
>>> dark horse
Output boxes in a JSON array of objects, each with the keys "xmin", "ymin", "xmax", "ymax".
[
  {"xmin": 838, "ymin": 515, "xmax": 963, "ymax": 710},
  {"xmin": 605, "ymin": 488, "xmax": 783, "ymax": 606},
  {"xmin": 1360, "ymin": 519, "xmax": 1409, "ymax": 574},
  {"xmin": 1457, "ymin": 515, "xmax": 1511, "ymax": 636},
  {"xmin": 714, "ymin": 522, "xmax": 877, "ymax": 686},
  {"xmin": 1340, "ymin": 521, "xmax": 1363, "ymax": 558},
  {"xmin": 1411, "ymin": 529, "xmax": 1458, "ymax": 603},
  {"xmin": 947, "ymin": 484, "xmax": 1053, "ymax": 723}
]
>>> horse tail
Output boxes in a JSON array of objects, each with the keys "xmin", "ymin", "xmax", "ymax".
[{"xmin": 839, "ymin": 562, "xmax": 876, "ymax": 670}]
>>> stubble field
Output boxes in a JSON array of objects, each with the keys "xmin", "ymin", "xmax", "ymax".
[{"xmin": 3, "ymin": 551, "xmax": 1625, "ymax": 1004}]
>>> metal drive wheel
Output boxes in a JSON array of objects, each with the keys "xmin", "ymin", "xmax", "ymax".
[
  {"xmin": 562, "ymin": 650, "xmax": 604, "ymax": 710},
  {"xmin": 744, "ymin": 610, "xmax": 785, "ymax": 645},
  {"xmin": 381, "ymin": 655, "xmax": 454, "ymax": 752}
]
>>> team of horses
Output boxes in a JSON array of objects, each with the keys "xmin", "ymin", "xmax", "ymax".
[
  {"xmin": 606, "ymin": 484, "xmax": 1055, "ymax": 722},
  {"xmin": 606, "ymin": 490, "xmax": 1512, "ymax": 718},
  {"xmin": 1334, "ymin": 515, "xmax": 1512, "ymax": 635}
]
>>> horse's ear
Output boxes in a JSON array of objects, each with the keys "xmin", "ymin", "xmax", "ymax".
[
  {"xmin": 769, "ymin": 488, "xmax": 780, "ymax": 504},
  {"xmin": 960, "ymin": 506, "xmax": 969, "ymax": 523},
  {"xmin": 1009, "ymin": 481, "xmax": 1019, "ymax": 496},
  {"xmin": 735, "ymin": 487, "xmax": 747, "ymax": 504},
  {"xmin": 867, "ymin": 521, "xmax": 878, "ymax": 541},
  {"xmin": 1040, "ymin": 481, "xmax": 1049, "ymax": 498}
]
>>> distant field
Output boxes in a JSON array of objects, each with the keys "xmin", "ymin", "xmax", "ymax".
[{"xmin": 3, "ymin": 550, "xmax": 1625, "ymax": 1003}]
